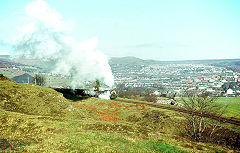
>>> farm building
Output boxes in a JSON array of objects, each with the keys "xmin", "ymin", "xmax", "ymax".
[{"xmin": 12, "ymin": 73, "xmax": 35, "ymax": 84}]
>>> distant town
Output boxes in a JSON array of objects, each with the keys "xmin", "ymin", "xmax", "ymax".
[
  {"xmin": 109, "ymin": 57, "xmax": 240, "ymax": 97},
  {"xmin": 1, "ymin": 55, "xmax": 240, "ymax": 96}
]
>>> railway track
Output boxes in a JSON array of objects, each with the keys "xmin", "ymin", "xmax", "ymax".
[{"xmin": 115, "ymin": 99, "xmax": 240, "ymax": 126}]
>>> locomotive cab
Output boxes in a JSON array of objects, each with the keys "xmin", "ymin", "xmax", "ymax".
[{"xmin": 110, "ymin": 90, "xmax": 117, "ymax": 100}]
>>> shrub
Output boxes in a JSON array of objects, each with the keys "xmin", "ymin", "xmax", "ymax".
[
  {"xmin": 34, "ymin": 74, "xmax": 46, "ymax": 86},
  {"xmin": 142, "ymin": 94, "xmax": 157, "ymax": 103}
]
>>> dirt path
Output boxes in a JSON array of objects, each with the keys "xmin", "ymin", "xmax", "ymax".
[{"xmin": 115, "ymin": 99, "xmax": 240, "ymax": 126}]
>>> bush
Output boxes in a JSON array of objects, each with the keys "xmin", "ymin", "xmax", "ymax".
[
  {"xmin": 142, "ymin": 94, "xmax": 158, "ymax": 102},
  {"xmin": 34, "ymin": 74, "xmax": 46, "ymax": 86}
]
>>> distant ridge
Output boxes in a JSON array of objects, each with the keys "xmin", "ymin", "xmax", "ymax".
[
  {"xmin": 109, "ymin": 56, "xmax": 240, "ymax": 67},
  {"xmin": 110, "ymin": 56, "xmax": 144, "ymax": 64},
  {"xmin": 109, "ymin": 56, "xmax": 160, "ymax": 65}
]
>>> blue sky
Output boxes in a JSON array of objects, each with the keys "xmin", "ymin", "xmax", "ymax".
[{"xmin": 0, "ymin": 0, "xmax": 240, "ymax": 61}]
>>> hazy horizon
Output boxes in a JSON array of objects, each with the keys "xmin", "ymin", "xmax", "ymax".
[{"xmin": 110, "ymin": 56, "xmax": 240, "ymax": 61}]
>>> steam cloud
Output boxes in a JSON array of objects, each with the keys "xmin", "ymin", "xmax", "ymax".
[{"xmin": 15, "ymin": 0, "xmax": 114, "ymax": 88}]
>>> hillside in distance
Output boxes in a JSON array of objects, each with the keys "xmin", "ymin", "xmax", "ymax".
[{"xmin": 109, "ymin": 56, "xmax": 240, "ymax": 67}]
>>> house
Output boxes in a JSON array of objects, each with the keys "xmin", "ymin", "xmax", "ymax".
[
  {"xmin": 12, "ymin": 73, "xmax": 35, "ymax": 84},
  {"xmin": 226, "ymin": 88, "xmax": 235, "ymax": 97},
  {"xmin": 152, "ymin": 91, "xmax": 160, "ymax": 95},
  {"xmin": 227, "ymin": 88, "xmax": 233, "ymax": 95}
]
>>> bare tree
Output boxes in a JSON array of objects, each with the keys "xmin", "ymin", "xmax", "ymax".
[
  {"xmin": 143, "ymin": 93, "xmax": 158, "ymax": 102},
  {"xmin": 180, "ymin": 89, "xmax": 227, "ymax": 142},
  {"xmin": 34, "ymin": 74, "xmax": 46, "ymax": 86},
  {"xmin": 94, "ymin": 79, "xmax": 101, "ymax": 92}
]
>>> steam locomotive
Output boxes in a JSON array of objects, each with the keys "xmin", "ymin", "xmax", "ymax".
[
  {"xmin": 110, "ymin": 90, "xmax": 117, "ymax": 100},
  {"xmin": 53, "ymin": 88, "xmax": 117, "ymax": 100}
]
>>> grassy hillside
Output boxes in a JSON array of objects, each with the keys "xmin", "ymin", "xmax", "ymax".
[
  {"xmin": 0, "ymin": 108, "xmax": 183, "ymax": 152},
  {"xmin": 0, "ymin": 75, "xmax": 238, "ymax": 152},
  {"xmin": 0, "ymin": 75, "xmax": 70, "ymax": 117}
]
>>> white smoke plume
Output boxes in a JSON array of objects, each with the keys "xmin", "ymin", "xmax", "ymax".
[
  {"xmin": 99, "ymin": 91, "xmax": 111, "ymax": 100},
  {"xmin": 14, "ymin": 0, "xmax": 114, "ymax": 88}
]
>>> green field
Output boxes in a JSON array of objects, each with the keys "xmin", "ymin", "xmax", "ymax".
[
  {"xmin": 215, "ymin": 97, "xmax": 240, "ymax": 118},
  {"xmin": 175, "ymin": 97, "xmax": 240, "ymax": 118}
]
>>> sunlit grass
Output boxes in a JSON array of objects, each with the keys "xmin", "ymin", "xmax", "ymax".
[
  {"xmin": 0, "ymin": 108, "xmax": 184, "ymax": 152},
  {"xmin": 0, "ymin": 77, "xmax": 236, "ymax": 152}
]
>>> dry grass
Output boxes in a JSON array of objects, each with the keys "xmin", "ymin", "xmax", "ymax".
[{"xmin": 0, "ymin": 75, "xmax": 236, "ymax": 152}]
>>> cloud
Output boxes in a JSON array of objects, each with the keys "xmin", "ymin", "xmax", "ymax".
[
  {"xmin": 126, "ymin": 42, "xmax": 162, "ymax": 48},
  {"xmin": 125, "ymin": 41, "xmax": 189, "ymax": 49},
  {"xmin": 85, "ymin": 18, "xmax": 124, "ymax": 25}
]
